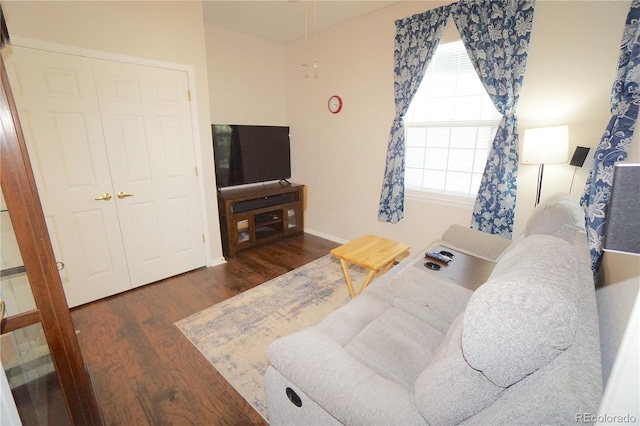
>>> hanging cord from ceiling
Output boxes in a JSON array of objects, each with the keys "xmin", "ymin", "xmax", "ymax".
[
  {"xmin": 302, "ymin": 0, "xmax": 318, "ymax": 79},
  {"xmin": 313, "ymin": 0, "xmax": 318, "ymax": 78},
  {"xmin": 303, "ymin": 0, "xmax": 309, "ymax": 77}
]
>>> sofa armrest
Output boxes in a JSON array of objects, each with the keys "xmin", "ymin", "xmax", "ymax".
[{"xmin": 441, "ymin": 224, "xmax": 512, "ymax": 261}]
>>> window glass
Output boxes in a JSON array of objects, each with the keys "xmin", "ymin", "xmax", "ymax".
[{"xmin": 405, "ymin": 40, "xmax": 501, "ymax": 198}]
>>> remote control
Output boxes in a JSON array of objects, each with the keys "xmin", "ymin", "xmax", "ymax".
[{"xmin": 424, "ymin": 251, "xmax": 452, "ymax": 263}]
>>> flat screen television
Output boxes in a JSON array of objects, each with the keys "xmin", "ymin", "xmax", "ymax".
[{"xmin": 212, "ymin": 124, "xmax": 291, "ymax": 189}]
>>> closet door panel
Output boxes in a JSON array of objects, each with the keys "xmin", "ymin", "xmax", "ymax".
[
  {"xmin": 130, "ymin": 200, "xmax": 163, "ymax": 263},
  {"xmin": 4, "ymin": 47, "xmax": 131, "ymax": 307},
  {"xmin": 93, "ymin": 60, "xmax": 205, "ymax": 287}
]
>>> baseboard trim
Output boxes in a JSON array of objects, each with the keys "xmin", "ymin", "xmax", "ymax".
[
  {"xmin": 208, "ymin": 257, "xmax": 227, "ymax": 267},
  {"xmin": 304, "ymin": 228, "xmax": 349, "ymax": 245}
]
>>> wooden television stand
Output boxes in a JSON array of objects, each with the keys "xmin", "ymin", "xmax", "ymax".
[{"xmin": 217, "ymin": 182, "xmax": 304, "ymax": 257}]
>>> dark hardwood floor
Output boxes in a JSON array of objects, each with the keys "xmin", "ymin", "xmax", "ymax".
[{"xmin": 70, "ymin": 233, "xmax": 339, "ymax": 426}]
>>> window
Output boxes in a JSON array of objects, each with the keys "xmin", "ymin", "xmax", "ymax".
[{"xmin": 404, "ymin": 40, "xmax": 502, "ymax": 198}]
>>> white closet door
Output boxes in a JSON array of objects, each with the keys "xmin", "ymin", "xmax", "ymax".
[
  {"xmin": 92, "ymin": 60, "xmax": 205, "ymax": 287},
  {"xmin": 3, "ymin": 47, "xmax": 131, "ymax": 307}
]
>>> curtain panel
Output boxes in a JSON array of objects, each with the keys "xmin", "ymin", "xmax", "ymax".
[
  {"xmin": 581, "ymin": 0, "xmax": 640, "ymax": 274},
  {"xmin": 0, "ymin": 5, "xmax": 9, "ymax": 49},
  {"xmin": 378, "ymin": 0, "xmax": 535, "ymax": 240},
  {"xmin": 454, "ymin": 0, "xmax": 535, "ymax": 239},
  {"xmin": 377, "ymin": 5, "xmax": 452, "ymax": 223}
]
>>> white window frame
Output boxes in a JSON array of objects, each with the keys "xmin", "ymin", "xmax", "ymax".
[{"xmin": 404, "ymin": 40, "xmax": 501, "ymax": 206}]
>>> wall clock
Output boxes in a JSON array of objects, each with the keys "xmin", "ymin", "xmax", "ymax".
[{"xmin": 328, "ymin": 95, "xmax": 343, "ymax": 114}]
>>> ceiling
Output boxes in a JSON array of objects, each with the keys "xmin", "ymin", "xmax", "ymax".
[{"xmin": 202, "ymin": 1, "xmax": 399, "ymax": 44}]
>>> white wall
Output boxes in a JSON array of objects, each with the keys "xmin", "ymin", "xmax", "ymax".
[
  {"xmin": 516, "ymin": 1, "xmax": 630, "ymax": 235},
  {"xmin": 284, "ymin": 0, "xmax": 633, "ymax": 253},
  {"xmin": 2, "ymin": 0, "xmax": 223, "ymax": 262},
  {"xmin": 205, "ymin": 24, "xmax": 287, "ymax": 125}
]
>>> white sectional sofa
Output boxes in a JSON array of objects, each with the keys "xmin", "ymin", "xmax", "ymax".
[{"xmin": 265, "ymin": 194, "xmax": 602, "ymax": 425}]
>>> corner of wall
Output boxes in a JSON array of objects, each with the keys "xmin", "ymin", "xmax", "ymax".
[{"xmin": 596, "ymin": 253, "xmax": 640, "ymax": 386}]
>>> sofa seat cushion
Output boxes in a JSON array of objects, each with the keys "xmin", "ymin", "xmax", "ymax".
[
  {"xmin": 267, "ymin": 326, "xmax": 428, "ymax": 425},
  {"xmin": 366, "ymin": 261, "xmax": 475, "ymax": 325},
  {"xmin": 462, "ymin": 234, "xmax": 580, "ymax": 387},
  {"xmin": 267, "ymin": 291, "xmax": 434, "ymax": 425},
  {"xmin": 310, "ymin": 291, "xmax": 447, "ymax": 390},
  {"xmin": 343, "ymin": 300, "xmax": 445, "ymax": 389}
]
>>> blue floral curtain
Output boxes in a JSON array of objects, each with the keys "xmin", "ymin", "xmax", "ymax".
[
  {"xmin": 581, "ymin": 0, "xmax": 640, "ymax": 274},
  {"xmin": 453, "ymin": 0, "xmax": 535, "ymax": 239},
  {"xmin": 377, "ymin": 5, "xmax": 452, "ymax": 223}
]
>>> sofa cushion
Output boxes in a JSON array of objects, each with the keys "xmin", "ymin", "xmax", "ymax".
[
  {"xmin": 345, "ymin": 305, "xmax": 443, "ymax": 390},
  {"xmin": 462, "ymin": 234, "xmax": 579, "ymax": 387},
  {"xmin": 313, "ymin": 291, "xmax": 447, "ymax": 390},
  {"xmin": 267, "ymin": 326, "xmax": 428, "ymax": 425},
  {"xmin": 413, "ymin": 313, "xmax": 504, "ymax": 424}
]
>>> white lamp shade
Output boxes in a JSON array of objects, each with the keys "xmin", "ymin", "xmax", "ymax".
[{"xmin": 522, "ymin": 125, "xmax": 569, "ymax": 164}]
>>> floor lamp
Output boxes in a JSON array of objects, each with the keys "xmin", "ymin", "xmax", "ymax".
[{"xmin": 521, "ymin": 125, "xmax": 569, "ymax": 206}]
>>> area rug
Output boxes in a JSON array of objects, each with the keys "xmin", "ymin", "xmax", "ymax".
[{"xmin": 174, "ymin": 254, "xmax": 367, "ymax": 421}]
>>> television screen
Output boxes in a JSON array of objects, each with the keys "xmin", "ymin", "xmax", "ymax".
[{"xmin": 212, "ymin": 124, "xmax": 291, "ymax": 188}]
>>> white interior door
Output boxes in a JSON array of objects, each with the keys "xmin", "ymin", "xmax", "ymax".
[
  {"xmin": 4, "ymin": 47, "xmax": 131, "ymax": 307},
  {"xmin": 4, "ymin": 46, "xmax": 206, "ymax": 305},
  {"xmin": 93, "ymin": 60, "xmax": 205, "ymax": 287}
]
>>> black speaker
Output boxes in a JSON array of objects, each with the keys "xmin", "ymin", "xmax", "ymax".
[
  {"xmin": 231, "ymin": 192, "xmax": 296, "ymax": 213},
  {"xmin": 604, "ymin": 163, "xmax": 640, "ymax": 255},
  {"xmin": 570, "ymin": 146, "xmax": 591, "ymax": 167}
]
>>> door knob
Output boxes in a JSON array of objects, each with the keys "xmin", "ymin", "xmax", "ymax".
[
  {"xmin": 94, "ymin": 193, "xmax": 112, "ymax": 201},
  {"xmin": 117, "ymin": 192, "xmax": 135, "ymax": 199}
]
